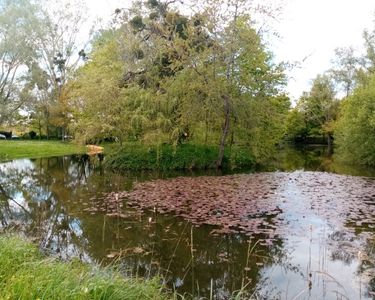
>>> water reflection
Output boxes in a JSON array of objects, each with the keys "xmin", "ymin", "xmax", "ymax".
[
  {"xmin": 274, "ymin": 144, "xmax": 375, "ymax": 177},
  {"xmin": 0, "ymin": 155, "xmax": 275, "ymax": 298},
  {"xmin": 0, "ymin": 150, "xmax": 374, "ymax": 299}
]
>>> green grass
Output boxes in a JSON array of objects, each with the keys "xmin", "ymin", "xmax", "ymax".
[
  {"xmin": 0, "ymin": 235, "xmax": 170, "ymax": 300},
  {"xmin": 0, "ymin": 140, "xmax": 256, "ymax": 170},
  {"xmin": 104, "ymin": 143, "xmax": 255, "ymax": 171},
  {"xmin": 0, "ymin": 140, "xmax": 86, "ymax": 162}
]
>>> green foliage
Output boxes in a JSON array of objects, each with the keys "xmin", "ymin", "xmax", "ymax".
[
  {"xmin": 335, "ymin": 75, "xmax": 375, "ymax": 166},
  {"xmin": 69, "ymin": 1, "xmax": 288, "ymax": 168},
  {"xmin": 227, "ymin": 146, "xmax": 256, "ymax": 170},
  {"xmin": 0, "ymin": 0, "xmax": 42, "ymax": 125},
  {"xmin": 239, "ymin": 95, "xmax": 290, "ymax": 161},
  {"xmin": 0, "ymin": 235, "xmax": 168, "ymax": 299},
  {"xmin": 285, "ymin": 108, "xmax": 308, "ymax": 140},
  {"xmin": 286, "ymin": 74, "xmax": 339, "ymax": 143},
  {"xmin": 130, "ymin": 15, "xmax": 145, "ymax": 31},
  {"xmin": 69, "ymin": 31, "xmax": 125, "ymax": 143},
  {"xmin": 147, "ymin": 0, "xmax": 160, "ymax": 8},
  {"xmin": 104, "ymin": 143, "xmax": 255, "ymax": 171},
  {"xmin": 300, "ymin": 75, "xmax": 336, "ymax": 129}
]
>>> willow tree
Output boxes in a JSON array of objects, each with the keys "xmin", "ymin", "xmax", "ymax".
[
  {"xmin": 69, "ymin": 30, "xmax": 155, "ymax": 144},
  {"xmin": 70, "ymin": 0, "xmax": 288, "ymax": 166},
  {"xmin": 160, "ymin": 13, "xmax": 288, "ymax": 166},
  {"xmin": 70, "ymin": 0, "xmax": 212, "ymax": 143}
]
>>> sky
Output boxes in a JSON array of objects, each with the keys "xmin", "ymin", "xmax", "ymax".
[
  {"xmin": 272, "ymin": 0, "xmax": 375, "ymax": 100},
  {"xmin": 85, "ymin": 0, "xmax": 375, "ymax": 100}
]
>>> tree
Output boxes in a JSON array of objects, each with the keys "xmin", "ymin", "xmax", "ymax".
[
  {"xmin": 26, "ymin": 0, "xmax": 89, "ymax": 139},
  {"xmin": 329, "ymin": 47, "xmax": 361, "ymax": 97},
  {"xmin": 284, "ymin": 107, "xmax": 309, "ymax": 142},
  {"xmin": 69, "ymin": 30, "xmax": 136, "ymax": 143},
  {"xmin": 288, "ymin": 74, "xmax": 339, "ymax": 152},
  {"xmin": 0, "ymin": 0, "xmax": 41, "ymax": 125},
  {"xmin": 335, "ymin": 75, "xmax": 375, "ymax": 166},
  {"xmin": 363, "ymin": 27, "xmax": 375, "ymax": 73},
  {"xmin": 354, "ymin": 22, "xmax": 375, "ymax": 87},
  {"xmin": 70, "ymin": 0, "xmax": 289, "ymax": 167}
]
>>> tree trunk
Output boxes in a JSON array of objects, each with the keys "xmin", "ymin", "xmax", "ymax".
[
  {"xmin": 38, "ymin": 118, "xmax": 42, "ymax": 140},
  {"xmin": 229, "ymin": 116, "xmax": 237, "ymax": 152},
  {"xmin": 204, "ymin": 112, "xmax": 208, "ymax": 145},
  {"xmin": 217, "ymin": 95, "xmax": 230, "ymax": 169},
  {"xmin": 46, "ymin": 124, "xmax": 50, "ymax": 140},
  {"xmin": 327, "ymin": 134, "xmax": 333, "ymax": 155}
]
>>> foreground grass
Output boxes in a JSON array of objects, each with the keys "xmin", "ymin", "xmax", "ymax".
[
  {"xmin": 0, "ymin": 140, "xmax": 86, "ymax": 162},
  {"xmin": 104, "ymin": 143, "xmax": 255, "ymax": 171},
  {"xmin": 0, "ymin": 236, "xmax": 169, "ymax": 300}
]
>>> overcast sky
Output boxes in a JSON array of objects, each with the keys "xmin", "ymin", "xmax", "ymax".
[
  {"xmin": 273, "ymin": 0, "xmax": 375, "ymax": 100},
  {"xmin": 85, "ymin": 0, "xmax": 375, "ymax": 100}
]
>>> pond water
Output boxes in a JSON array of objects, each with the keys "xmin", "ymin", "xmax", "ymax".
[{"xmin": 1, "ymin": 146, "xmax": 375, "ymax": 299}]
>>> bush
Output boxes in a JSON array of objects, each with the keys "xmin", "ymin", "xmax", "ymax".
[
  {"xmin": 104, "ymin": 143, "xmax": 255, "ymax": 171},
  {"xmin": 335, "ymin": 76, "xmax": 375, "ymax": 166},
  {"xmin": 29, "ymin": 131, "xmax": 37, "ymax": 139}
]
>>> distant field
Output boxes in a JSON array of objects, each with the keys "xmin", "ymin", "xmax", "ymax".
[{"xmin": 0, "ymin": 140, "xmax": 86, "ymax": 162}]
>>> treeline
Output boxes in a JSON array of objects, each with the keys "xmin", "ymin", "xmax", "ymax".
[
  {"xmin": 285, "ymin": 27, "xmax": 375, "ymax": 166},
  {"xmin": 2, "ymin": 0, "xmax": 375, "ymax": 168},
  {"xmin": 0, "ymin": 0, "xmax": 290, "ymax": 169}
]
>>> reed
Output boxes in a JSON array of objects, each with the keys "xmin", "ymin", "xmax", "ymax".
[{"xmin": 0, "ymin": 235, "xmax": 170, "ymax": 300}]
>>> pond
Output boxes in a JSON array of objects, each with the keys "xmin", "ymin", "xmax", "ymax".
[{"xmin": 1, "ymin": 145, "xmax": 375, "ymax": 299}]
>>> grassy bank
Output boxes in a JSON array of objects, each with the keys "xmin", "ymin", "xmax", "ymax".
[
  {"xmin": 104, "ymin": 143, "xmax": 255, "ymax": 171},
  {"xmin": 0, "ymin": 235, "xmax": 169, "ymax": 300},
  {"xmin": 0, "ymin": 140, "xmax": 86, "ymax": 162}
]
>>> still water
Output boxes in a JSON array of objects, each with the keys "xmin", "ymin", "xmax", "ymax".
[{"xmin": 1, "ymin": 146, "xmax": 375, "ymax": 299}]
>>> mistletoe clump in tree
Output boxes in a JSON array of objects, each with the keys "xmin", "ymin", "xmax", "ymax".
[{"xmin": 71, "ymin": 0, "xmax": 289, "ymax": 168}]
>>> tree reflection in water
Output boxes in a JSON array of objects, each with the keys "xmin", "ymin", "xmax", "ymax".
[{"xmin": 0, "ymin": 152, "xmax": 375, "ymax": 299}]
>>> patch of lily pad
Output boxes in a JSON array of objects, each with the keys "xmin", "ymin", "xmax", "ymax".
[{"xmin": 96, "ymin": 171, "xmax": 375, "ymax": 246}]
